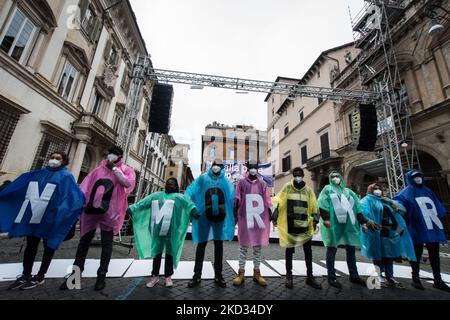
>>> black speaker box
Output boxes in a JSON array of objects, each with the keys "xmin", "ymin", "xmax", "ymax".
[
  {"xmin": 149, "ymin": 83, "xmax": 173, "ymax": 134},
  {"xmin": 351, "ymin": 103, "xmax": 378, "ymax": 151}
]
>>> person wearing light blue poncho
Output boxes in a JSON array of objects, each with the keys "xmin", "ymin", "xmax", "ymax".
[
  {"xmin": 185, "ymin": 160, "xmax": 235, "ymax": 288},
  {"xmin": 360, "ymin": 183, "xmax": 416, "ymax": 288}
]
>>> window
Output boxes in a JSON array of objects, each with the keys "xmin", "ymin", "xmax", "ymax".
[
  {"xmin": 57, "ymin": 60, "xmax": 79, "ymax": 101},
  {"xmin": 112, "ymin": 104, "xmax": 124, "ymax": 133},
  {"xmin": 228, "ymin": 148, "xmax": 235, "ymax": 160},
  {"xmin": 282, "ymin": 155, "xmax": 292, "ymax": 173},
  {"xmin": 318, "ymin": 97, "xmax": 324, "ymax": 105},
  {"xmin": 271, "ymin": 137, "xmax": 276, "ymax": 148},
  {"xmin": 272, "ymin": 108, "xmax": 274, "ymax": 117},
  {"xmin": 104, "ymin": 39, "xmax": 119, "ymax": 66},
  {"xmin": 31, "ymin": 133, "xmax": 69, "ymax": 170},
  {"xmin": 284, "ymin": 124, "xmax": 289, "ymax": 136},
  {"xmin": 0, "ymin": 8, "xmax": 37, "ymax": 63},
  {"xmin": 301, "ymin": 145, "xmax": 308, "ymax": 165},
  {"xmin": 299, "ymin": 110, "xmax": 304, "ymax": 122},
  {"xmin": 81, "ymin": 6, "xmax": 95, "ymax": 34},
  {"xmin": 170, "ymin": 171, "xmax": 173, "ymax": 176},
  {"xmin": 0, "ymin": 105, "xmax": 21, "ymax": 165},
  {"xmin": 317, "ymin": 70, "xmax": 321, "ymax": 79},
  {"xmin": 320, "ymin": 132, "xmax": 330, "ymax": 159},
  {"xmin": 121, "ymin": 66, "xmax": 131, "ymax": 91},
  {"xmin": 91, "ymin": 92, "xmax": 104, "ymax": 116},
  {"xmin": 79, "ymin": 1, "xmax": 101, "ymax": 41},
  {"xmin": 142, "ymin": 103, "xmax": 149, "ymax": 121}
]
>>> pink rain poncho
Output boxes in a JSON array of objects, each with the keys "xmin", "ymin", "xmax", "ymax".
[
  {"xmin": 234, "ymin": 174, "xmax": 271, "ymax": 247},
  {"xmin": 79, "ymin": 160, "xmax": 136, "ymax": 236}
]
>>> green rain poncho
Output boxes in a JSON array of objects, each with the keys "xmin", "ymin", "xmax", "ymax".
[
  {"xmin": 272, "ymin": 180, "xmax": 319, "ymax": 248},
  {"xmin": 318, "ymin": 172, "xmax": 362, "ymax": 248},
  {"xmin": 129, "ymin": 191, "xmax": 196, "ymax": 268}
]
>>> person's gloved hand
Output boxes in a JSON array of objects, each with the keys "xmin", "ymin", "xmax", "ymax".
[
  {"xmin": 367, "ymin": 220, "xmax": 382, "ymax": 231},
  {"xmin": 323, "ymin": 220, "xmax": 331, "ymax": 229},
  {"xmin": 191, "ymin": 208, "xmax": 201, "ymax": 220}
]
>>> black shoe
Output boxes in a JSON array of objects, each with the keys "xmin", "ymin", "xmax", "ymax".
[
  {"xmin": 433, "ymin": 281, "xmax": 450, "ymax": 293},
  {"xmin": 411, "ymin": 278, "xmax": 425, "ymax": 291},
  {"xmin": 94, "ymin": 274, "xmax": 106, "ymax": 291},
  {"xmin": 350, "ymin": 276, "xmax": 366, "ymax": 287},
  {"xmin": 328, "ymin": 278, "xmax": 343, "ymax": 289},
  {"xmin": 21, "ymin": 275, "xmax": 45, "ymax": 291},
  {"xmin": 386, "ymin": 277, "xmax": 405, "ymax": 289},
  {"xmin": 214, "ymin": 275, "xmax": 227, "ymax": 288},
  {"xmin": 306, "ymin": 276, "xmax": 322, "ymax": 290},
  {"xmin": 187, "ymin": 275, "xmax": 201, "ymax": 288},
  {"xmin": 7, "ymin": 275, "xmax": 30, "ymax": 291},
  {"xmin": 285, "ymin": 273, "xmax": 293, "ymax": 289}
]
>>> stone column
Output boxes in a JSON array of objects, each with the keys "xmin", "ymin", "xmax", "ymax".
[{"xmin": 70, "ymin": 140, "xmax": 88, "ymax": 181}]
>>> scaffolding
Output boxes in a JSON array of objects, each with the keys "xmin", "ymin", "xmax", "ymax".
[{"xmin": 350, "ymin": 0, "xmax": 420, "ymax": 196}]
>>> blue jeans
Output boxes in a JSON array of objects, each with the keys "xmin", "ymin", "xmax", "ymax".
[
  {"xmin": 374, "ymin": 259, "xmax": 394, "ymax": 279},
  {"xmin": 326, "ymin": 246, "xmax": 359, "ymax": 280}
]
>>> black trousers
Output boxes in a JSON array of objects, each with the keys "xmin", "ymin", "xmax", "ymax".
[
  {"xmin": 410, "ymin": 242, "xmax": 442, "ymax": 282},
  {"xmin": 285, "ymin": 240, "xmax": 313, "ymax": 277},
  {"xmin": 152, "ymin": 253, "xmax": 174, "ymax": 277},
  {"xmin": 23, "ymin": 236, "xmax": 55, "ymax": 277},
  {"xmin": 73, "ymin": 229, "xmax": 113, "ymax": 276},
  {"xmin": 194, "ymin": 240, "xmax": 223, "ymax": 276}
]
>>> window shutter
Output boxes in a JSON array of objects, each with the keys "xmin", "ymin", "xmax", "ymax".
[{"xmin": 79, "ymin": 0, "xmax": 90, "ymax": 21}]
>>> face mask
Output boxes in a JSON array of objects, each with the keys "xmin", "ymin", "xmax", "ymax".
[
  {"xmin": 249, "ymin": 169, "xmax": 258, "ymax": 176},
  {"xmin": 48, "ymin": 159, "xmax": 62, "ymax": 168},
  {"xmin": 295, "ymin": 177, "xmax": 303, "ymax": 184},
  {"xmin": 332, "ymin": 177, "xmax": 341, "ymax": 185},
  {"xmin": 414, "ymin": 177, "xmax": 423, "ymax": 185},
  {"xmin": 373, "ymin": 189, "xmax": 382, "ymax": 197},
  {"xmin": 107, "ymin": 154, "xmax": 119, "ymax": 163},
  {"xmin": 212, "ymin": 166, "xmax": 221, "ymax": 174}
]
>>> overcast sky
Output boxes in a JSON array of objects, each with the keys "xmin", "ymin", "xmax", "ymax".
[{"xmin": 129, "ymin": 0, "xmax": 365, "ymax": 178}]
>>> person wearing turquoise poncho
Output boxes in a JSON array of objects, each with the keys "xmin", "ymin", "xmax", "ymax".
[
  {"xmin": 128, "ymin": 178, "xmax": 199, "ymax": 288},
  {"xmin": 360, "ymin": 183, "xmax": 416, "ymax": 289},
  {"xmin": 185, "ymin": 160, "xmax": 235, "ymax": 288},
  {"xmin": 318, "ymin": 171, "xmax": 377, "ymax": 289}
]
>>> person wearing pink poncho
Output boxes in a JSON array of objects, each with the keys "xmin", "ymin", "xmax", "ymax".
[
  {"xmin": 60, "ymin": 146, "xmax": 136, "ymax": 291},
  {"xmin": 232, "ymin": 163, "xmax": 272, "ymax": 287}
]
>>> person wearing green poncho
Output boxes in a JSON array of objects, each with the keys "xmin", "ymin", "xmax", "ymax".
[
  {"xmin": 318, "ymin": 171, "xmax": 377, "ymax": 289},
  {"xmin": 128, "ymin": 178, "xmax": 199, "ymax": 288}
]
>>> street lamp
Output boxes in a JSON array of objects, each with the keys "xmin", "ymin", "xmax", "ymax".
[{"xmin": 424, "ymin": 4, "xmax": 450, "ymax": 36}]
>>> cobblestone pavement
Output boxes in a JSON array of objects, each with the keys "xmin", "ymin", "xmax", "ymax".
[{"xmin": 1, "ymin": 235, "xmax": 450, "ymax": 300}]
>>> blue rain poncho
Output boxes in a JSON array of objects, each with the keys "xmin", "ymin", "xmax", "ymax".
[
  {"xmin": 360, "ymin": 194, "xmax": 416, "ymax": 261},
  {"xmin": 185, "ymin": 168, "xmax": 235, "ymax": 244},
  {"xmin": 393, "ymin": 169, "xmax": 447, "ymax": 245}
]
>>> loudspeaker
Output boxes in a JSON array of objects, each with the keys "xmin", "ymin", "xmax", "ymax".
[
  {"xmin": 351, "ymin": 103, "xmax": 378, "ymax": 151},
  {"xmin": 149, "ymin": 83, "xmax": 173, "ymax": 134}
]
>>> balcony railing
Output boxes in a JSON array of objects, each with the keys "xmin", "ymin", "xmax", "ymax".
[{"xmin": 306, "ymin": 150, "xmax": 343, "ymax": 169}]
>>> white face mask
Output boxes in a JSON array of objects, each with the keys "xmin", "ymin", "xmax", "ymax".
[
  {"xmin": 212, "ymin": 166, "xmax": 221, "ymax": 174},
  {"xmin": 107, "ymin": 154, "xmax": 119, "ymax": 163},
  {"xmin": 48, "ymin": 159, "xmax": 62, "ymax": 168},
  {"xmin": 373, "ymin": 189, "xmax": 382, "ymax": 197},
  {"xmin": 249, "ymin": 169, "xmax": 258, "ymax": 176},
  {"xmin": 295, "ymin": 177, "xmax": 303, "ymax": 184},
  {"xmin": 414, "ymin": 177, "xmax": 423, "ymax": 185},
  {"xmin": 332, "ymin": 177, "xmax": 341, "ymax": 185}
]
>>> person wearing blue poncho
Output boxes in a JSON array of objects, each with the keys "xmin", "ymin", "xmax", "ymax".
[
  {"xmin": 360, "ymin": 183, "xmax": 416, "ymax": 289},
  {"xmin": 185, "ymin": 160, "xmax": 235, "ymax": 288},
  {"xmin": 393, "ymin": 169, "xmax": 450, "ymax": 292},
  {"xmin": 0, "ymin": 152, "xmax": 84, "ymax": 291}
]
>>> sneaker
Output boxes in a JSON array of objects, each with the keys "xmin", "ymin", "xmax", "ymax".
[
  {"xmin": 285, "ymin": 273, "xmax": 293, "ymax": 289},
  {"xmin": 7, "ymin": 275, "xmax": 30, "ymax": 291},
  {"xmin": 328, "ymin": 278, "xmax": 343, "ymax": 289},
  {"xmin": 165, "ymin": 277, "xmax": 173, "ymax": 288},
  {"xmin": 386, "ymin": 277, "xmax": 405, "ymax": 289},
  {"xmin": 214, "ymin": 275, "xmax": 227, "ymax": 288},
  {"xmin": 146, "ymin": 276, "xmax": 159, "ymax": 288},
  {"xmin": 350, "ymin": 276, "xmax": 366, "ymax": 287},
  {"xmin": 187, "ymin": 275, "xmax": 201, "ymax": 288},
  {"xmin": 305, "ymin": 276, "xmax": 322, "ymax": 290},
  {"xmin": 433, "ymin": 281, "xmax": 450, "ymax": 293},
  {"xmin": 21, "ymin": 275, "xmax": 45, "ymax": 291},
  {"xmin": 94, "ymin": 274, "xmax": 106, "ymax": 291},
  {"xmin": 411, "ymin": 278, "xmax": 425, "ymax": 291}
]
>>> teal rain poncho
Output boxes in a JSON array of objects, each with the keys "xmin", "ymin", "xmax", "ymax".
[
  {"xmin": 318, "ymin": 172, "xmax": 362, "ymax": 248},
  {"xmin": 129, "ymin": 191, "xmax": 196, "ymax": 268},
  {"xmin": 360, "ymin": 194, "xmax": 416, "ymax": 261}
]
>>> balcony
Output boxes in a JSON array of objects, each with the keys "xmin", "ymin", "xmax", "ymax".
[
  {"xmin": 306, "ymin": 150, "xmax": 343, "ymax": 170},
  {"xmin": 73, "ymin": 112, "xmax": 117, "ymax": 144}
]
